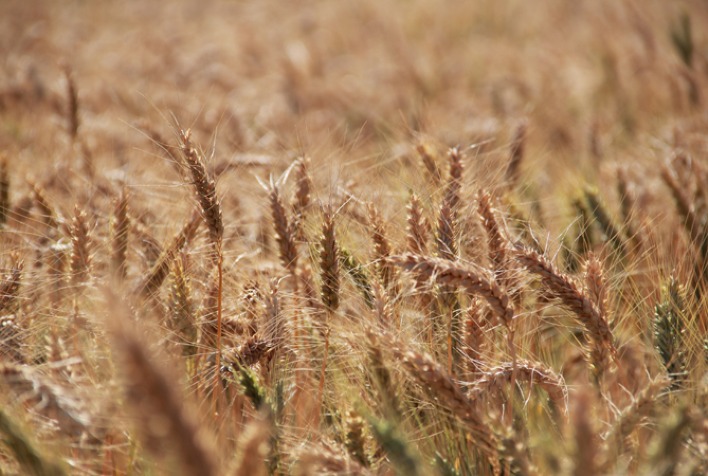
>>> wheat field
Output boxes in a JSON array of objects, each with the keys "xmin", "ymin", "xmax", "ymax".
[{"xmin": 0, "ymin": 0, "xmax": 706, "ymax": 474}]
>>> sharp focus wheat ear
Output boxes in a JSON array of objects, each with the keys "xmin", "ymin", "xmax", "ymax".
[
  {"xmin": 478, "ymin": 191, "xmax": 508, "ymax": 270},
  {"xmin": 514, "ymin": 245, "xmax": 617, "ymax": 377},
  {"xmin": 367, "ymin": 202, "xmax": 396, "ymax": 289},
  {"xmin": 70, "ymin": 205, "xmax": 91, "ymax": 284},
  {"xmin": 584, "ymin": 253, "xmax": 606, "ymax": 319},
  {"xmin": 178, "ymin": 129, "xmax": 223, "ymax": 250},
  {"xmin": 391, "ymin": 254, "xmax": 514, "ymax": 326},
  {"xmin": 653, "ymin": 277, "xmax": 688, "ymax": 388},
  {"xmin": 318, "ymin": 209, "xmax": 340, "ymax": 409},
  {"xmin": 111, "ymin": 189, "xmax": 129, "ymax": 281},
  {"xmin": 436, "ymin": 148, "xmax": 463, "ymax": 261},
  {"xmin": 169, "ymin": 257, "xmax": 197, "ymax": 357},
  {"xmin": 269, "ymin": 182, "xmax": 299, "ymax": 277},
  {"xmin": 292, "ymin": 156, "xmax": 312, "ymax": 240},
  {"xmin": 137, "ymin": 212, "xmax": 201, "ymax": 297},
  {"xmin": 466, "ymin": 360, "xmax": 568, "ymax": 414},
  {"xmin": 406, "ymin": 192, "xmax": 429, "ymax": 255},
  {"xmin": 262, "ymin": 278, "xmax": 284, "ymax": 351},
  {"xmin": 390, "ymin": 344, "xmax": 500, "ymax": 473},
  {"xmin": 319, "ymin": 208, "xmax": 340, "ymax": 311}
]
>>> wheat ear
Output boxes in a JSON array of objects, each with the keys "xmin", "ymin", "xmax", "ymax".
[
  {"xmin": 179, "ymin": 129, "xmax": 223, "ymax": 249},
  {"xmin": 390, "ymin": 253, "xmax": 514, "ymax": 325},
  {"xmin": 317, "ymin": 208, "xmax": 339, "ymax": 413},
  {"xmin": 70, "ymin": 205, "xmax": 91, "ymax": 285},
  {"xmin": 513, "ymin": 245, "xmax": 617, "ymax": 377},
  {"xmin": 137, "ymin": 212, "xmax": 200, "ymax": 296},
  {"xmin": 367, "ymin": 202, "xmax": 396, "ymax": 289},
  {"xmin": 109, "ymin": 309, "xmax": 218, "ymax": 476},
  {"xmin": 110, "ymin": 189, "xmax": 129, "ymax": 281},
  {"xmin": 466, "ymin": 360, "xmax": 568, "ymax": 414},
  {"xmin": 64, "ymin": 66, "xmax": 79, "ymax": 142},
  {"xmin": 406, "ymin": 192, "xmax": 429, "ymax": 255},
  {"xmin": 392, "ymin": 345, "xmax": 501, "ymax": 474},
  {"xmin": 269, "ymin": 181, "xmax": 299, "ymax": 277}
]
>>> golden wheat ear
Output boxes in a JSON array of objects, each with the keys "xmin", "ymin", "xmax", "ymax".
[
  {"xmin": 178, "ymin": 129, "xmax": 223, "ymax": 250},
  {"xmin": 105, "ymin": 291, "xmax": 219, "ymax": 476}
]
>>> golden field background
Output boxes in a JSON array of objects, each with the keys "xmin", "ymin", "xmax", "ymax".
[{"xmin": 0, "ymin": 0, "xmax": 706, "ymax": 475}]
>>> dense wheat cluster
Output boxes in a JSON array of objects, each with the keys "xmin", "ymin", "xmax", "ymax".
[{"xmin": 1, "ymin": 0, "xmax": 707, "ymax": 474}]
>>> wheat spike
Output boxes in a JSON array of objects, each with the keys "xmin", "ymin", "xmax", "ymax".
[
  {"xmin": 137, "ymin": 212, "xmax": 201, "ymax": 296},
  {"xmin": 367, "ymin": 202, "xmax": 396, "ymax": 289},
  {"xmin": 513, "ymin": 245, "xmax": 616, "ymax": 376},
  {"xmin": 392, "ymin": 345, "xmax": 500, "ymax": 472},
  {"xmin": 70, "ymin": 205, "xmax": 91, "ymax": 284},
  {"xmin": 391, "ymin": 253, "xmax": 514, "ymax": 326},
  {"xmin": 506, "ymin": 121, "xmax": 527, "ymax": 188},
  {"xmin": 64, "ymin": 66, "xmax": 79, "ymax": 142},
  {"xmin": 466, "ymin": 360, "xmax": 568, "ymax": 414},
  {"xmin": 111, "ymin": 189, "xmax": 129, "ymax": 281},
  {"xmin": 416, "ymin": 141, "xmax": 442, "ymax": 186},
  {"xmin": 269, "ymin": 182, "xmax": 299, "ymax": 276},
  {"xmin": 179, "ymin": 129, "xmax": 223, "ymax": 248},
  {"xmin": 406, "ymin": 192, "xmax": 429, "ymax": 255},
  {"xmin": 319, "ymin": 207, "xmax": 340, "ymax": 311}
]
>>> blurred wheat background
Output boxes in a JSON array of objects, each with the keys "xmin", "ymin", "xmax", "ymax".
[{"xmin": 0, "ymin": 0, "xmax": 706, "ymax": 474}]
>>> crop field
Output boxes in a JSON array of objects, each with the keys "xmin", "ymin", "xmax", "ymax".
[{"xmin": 0, "ymin": 0, "xmax": 707, "ymax": 474}]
